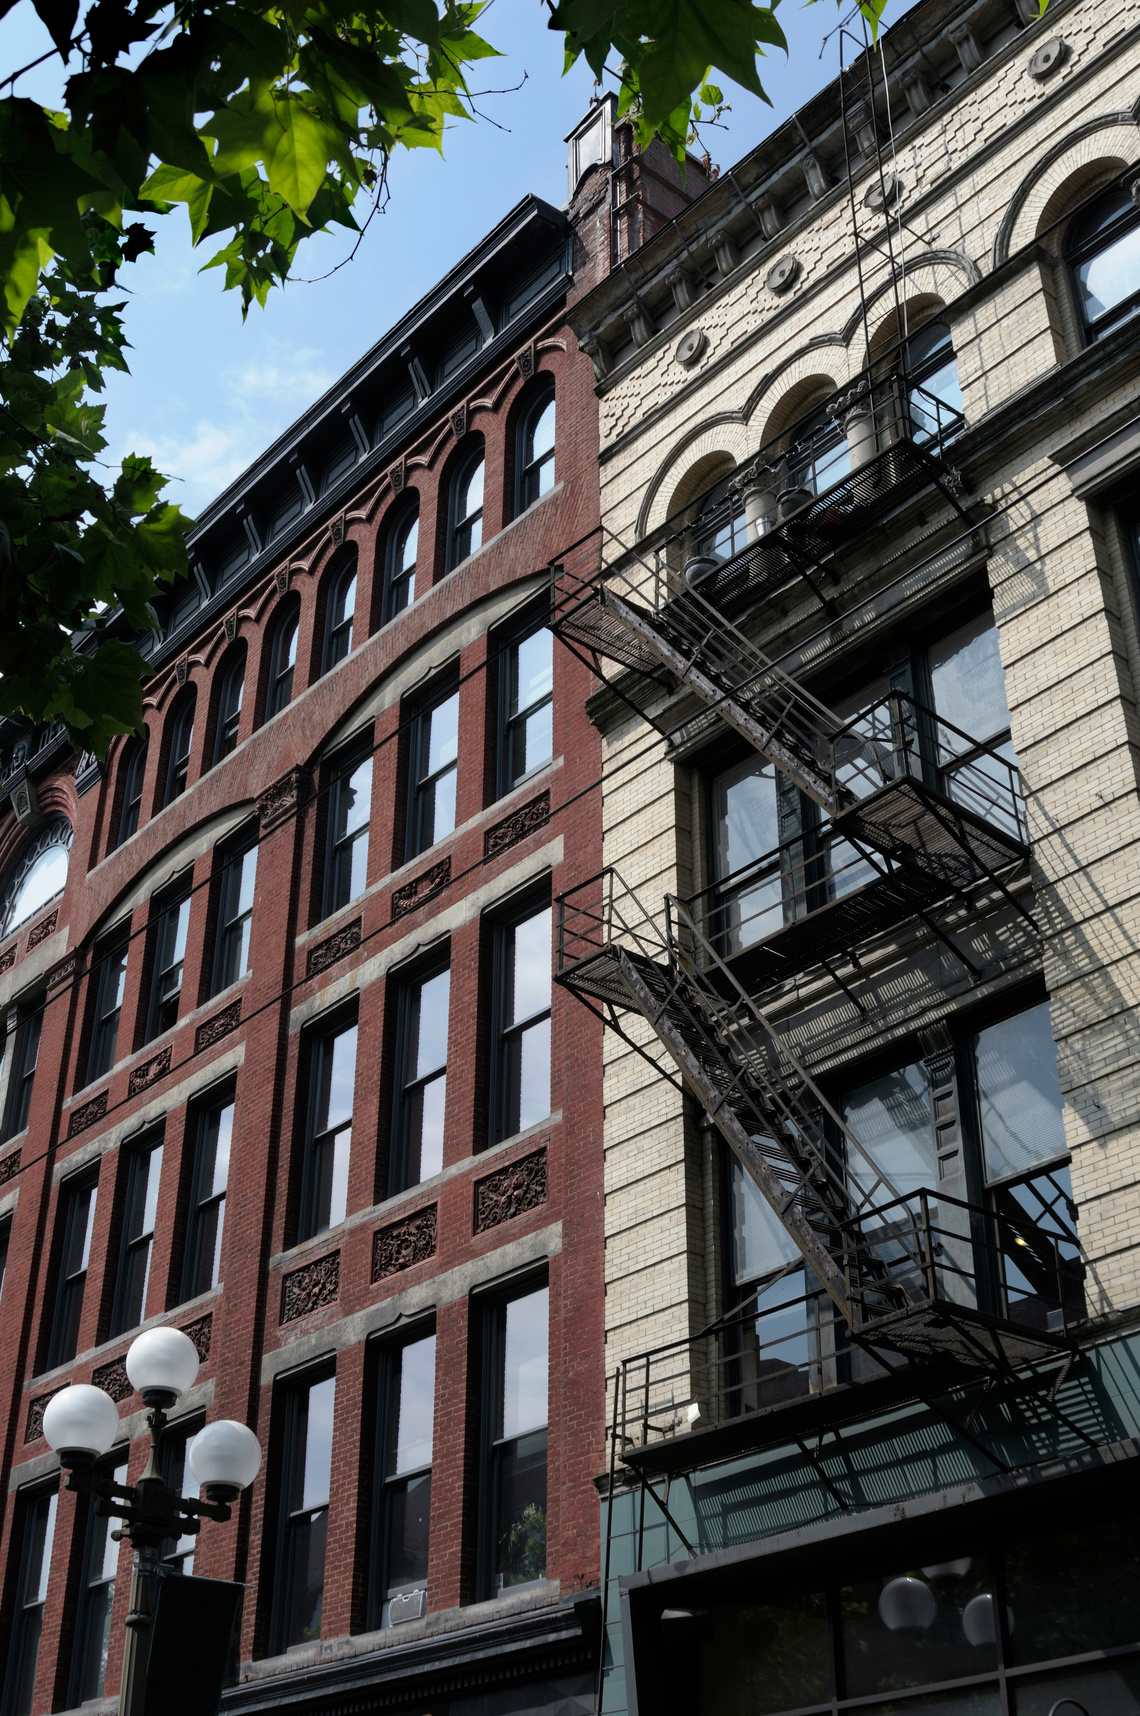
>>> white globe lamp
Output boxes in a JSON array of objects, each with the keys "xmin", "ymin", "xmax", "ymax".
[
  {"xmin": 878, "ymin": 1576, "xmax": 937, "ymax": 1633},
  {"xmin": 189, "ymin": 1419, "xmax": 263, "ymax": 1503},
  {"xmin": 42, "ymin": 1384, "xmax": 121, "ymax": 1466},
  {"xmin": 125, "ymin": 1326, "xmax": 201, "ymax": 1407}
]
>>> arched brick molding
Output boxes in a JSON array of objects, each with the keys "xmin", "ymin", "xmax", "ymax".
[
  {"xmin": 993, "ymin": 114, "xmax": 1140, "ymax": 266},
  {"xmin": 639, "ymin": 423, "xmax": 752, "ymax": 536}
]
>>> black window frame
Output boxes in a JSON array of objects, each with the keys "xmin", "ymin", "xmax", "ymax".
[
  {"xmin": 44, "ymin": 1166, "xmax": 99, "ymax": 1372},
  {"xmin": 213, "ymin": 647, "xmax": 247, "ymax": 764},
  {"xmin": 496, "ymin": 615, "xmax": 555, "ymax": 799},
  {"xmin": 0, "ymin": 1212, "xmax": 10, "ymax": 1307},
  {"xmin": 116, "ymin": 738, "xmax": 148, "ymax": 846},
  {"xmin": 269, "ymin": 1365, "xmax": 337, "ymax": 1655},
  {"xmin": 145, "ymin": 877, "xmax": 194, "ymax": 1043},
  {"xmin": 384, "ymin": 498, "xmax": 420, "ymax": 621},
  {"xmin": 406, "ymin": 676, "xmax": 460, "ymax": 862},
  {"xmin": 3, "ymin": 1001, "xmax": 42, "ymax": 1141},
  {"xmin": 322, "ymin": 744, "xmax": 372, "ymax": 919},
  {"xmin": 210, "ymin": 825, "xmax": 258, "ymax": 996},
  {"xmin": 476, "ymin": 1274, "xmax": 549, "ymax": 1602},
  {"xmin": 448, "ymin": 440, "xmax": 485, "ymax": 571},
  {"xmin": 159, "ymin": 1416, "xmax": 205, "ymax": 1574},
  {"xmin": 163, "ymin": 690, "xmax": 196, "ymax": 806},
  {"xmin": 367, "ymin": 1323, "xmax": 436, "ymax": 1629},
  {"xmin": 265, "ymin": 597, "xmax": 301, "ymax": 720},
  {"xmin": 516, "ymin": 381, "xmax": 556, "ymax": 514},
  {"xmin": 322, "ymin": 549, "xmax": 358, "ymax": 672},
  {"xmin": 1064, "ymin": 184, "xmax": 1140, "ymax": 344},
  {"xmin": 69, "ymin": 1448, "xmax": 128, "ymax": 1707},
  {"xmin": 108, "ymin": 1126, "xmax": 164, "ymax": 1338},
  {"xmin": 85, "ymin": 929, "xmax": 130, "ymax": 1085},
  {"xmin": 489, "ymin": 889, "xmax": 553, "ymax": 1146},
  {"xmin": 390, "ymin": 953, "xmax": 450, "ymax": 1195},
  {"xmin": 1, "ymin": 1482, "xmax": 59, "ymax": 1716},
  {"xmin": 180, "ymin": 1088, "xmax": 235, "ymax": 1302},
  {"xmin": 298, "ymin": 1009, "xmax": 358, "ymax": 1243}
]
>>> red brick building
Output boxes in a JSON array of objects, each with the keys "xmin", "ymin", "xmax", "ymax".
[{"xmin": 0, "ymin": 100, "xmax": 708, "ymax": 1716}]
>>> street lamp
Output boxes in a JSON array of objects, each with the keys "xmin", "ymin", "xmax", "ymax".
[{"xmin": 42, "ymin": 1326, "xmax": 261, "ymax": 1716}]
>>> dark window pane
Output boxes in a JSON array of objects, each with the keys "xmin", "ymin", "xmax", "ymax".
[
  {"xmin": 118, "ymin": 743, "xmax": 147, "ymax": 844},
  {"xmin": 504, "ymin": 629, "xmax": 554, "ymax": 790},
  {"xmin": 452, "ymin": 453, "xmax": 484, "ymax": 566},
  {"xmin": 88, "ymin": 938, "xmax": 128, "ymax": 1083},
  {"xmin": 110, "ymin": 1139, "xmax": 163, "ymax": 1335},
  {"xmin": 73, "ymin": 1458, "xmax": 127, "ymax": 1703},
  {"xmin": 840, "ymin": 1556, "xmax": 999, "ymax": 1697},
  {"xmin": 498, "ymin": 908, "xmax": 551, "ymax": 1139},
  {"xmin": 184, "ymin": 1099, "xmax": 233, "ymax": 1298},
  {"xmin": 974, "ymin": 1004, "xmax": 1066, "ymax": 1183},
  {"xmin": 410, "ymin": 694, "xmax": 459, "ymax": 857},
  {"xmin": 304, "ymin": 1027, "xmax": 355, "ymax": 1237},
  {"xmin": 214, "ymin": 843, "xmax": 257, "ymax": 993},
  {"xmin": 326, "ymin": 755, "xmax": 371, "ymax": 914},
  {"xmin": 279, "ymin": 1375, "xmax": 336, "ymax": 1650},
  {"xmin": 396, "ymin": 971, "xmax": 449, "ymax": 1190},
  {"xmin": 1013, "ymin": 1660, "xmax": 1140, "ymax": 1716},
  {"xmin": 5, "ymin": 1012, "xmax": 42, "ymax": 1139},
  {"xmin": 165, "ymin": 699, "xmax": 195, "ymax": 804},
  {"xmin": 388, "ymin": 511, "xmax": 419, "ymax": 616},
  {"xmin": 4, "ymin": 1490, "xmax": 58, "ymax": 1716},
  {"xmin": 267, "ymin": 609, "xmax": 299, "ymax": 718},
  {"xmin": 386, "ymin": 1473, "xmax": 431, "ymax": 1591},
  {"xmin": 493, "ymin": 1428, "xmax": 547, "ymax": 1591},
  {"xmin": 149, "ymin": 894, "xmax": 192, "ymax": 1039},
  {"xmin": 697, "ymin": 1589, "xmax": 831, "ymax": 1716},
  {"xmin": 1005, "ymin": 1510, "xmax": 1140, "ymax": 1663},
  {"xmin": 47, "ymin": 1176, "xmax": 97, "ymax": 1367},
  {"xmin": 325, "ymin": 566, "xmax": 357, "ymax": 669}
]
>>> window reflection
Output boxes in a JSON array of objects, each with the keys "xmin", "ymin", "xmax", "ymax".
[{"xmin": 1066, "ymin": 187, "xmax": 1140, "ymax": 341}]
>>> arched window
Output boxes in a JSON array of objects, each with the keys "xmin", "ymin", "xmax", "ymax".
[
  {"xmin": 213, "ymin": 649, "xmax": 246, "ymax": 764},
  {"xmin": 905, "ymin": 321, "xmax": 963, "ymax": 440},
  {"xmin": 517, "ymin": 385, "xmax": 556, "ymax": 512},
  {"xmin": 449, "ymin": 442, "xmax": 484, "ymax": 569},
  {"xmin": 1065, "ymin": 186, "xmax": 1140, "ymax": 342},
  {"xmin": 692, "ymin": 473, "xmax": 747, "ymax": 565},
  {"xmin": 164, "ymin": 690, "xmax": 196, "ymax": 806},
  {"xmin": 787, "ymin": 403, "xmax": 850, "ymax": 497},
  {"xmin": 1, "ymin": 820, "xmax": 72, "ymax": 939},
  {"xmin": 265, "ymin": 599, "xmax": 300, "ymax": 720},
  {"xmin": 386, "ymin": 503, "xmax": 420, "ymax": 620},
  {"xmin": 117, "ymin": 738, "xmax": 148, "ymax": 845},
  {"xmin": 323, "ymin": 550, "xmax": 358, "ymax": 671}
]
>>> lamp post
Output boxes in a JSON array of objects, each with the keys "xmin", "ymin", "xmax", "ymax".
[{"xmin": 42, "ymin": 1326, "xmax": 262, "ymax": 1716}]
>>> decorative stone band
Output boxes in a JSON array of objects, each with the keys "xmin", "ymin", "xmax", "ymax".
[
  {"xmin": 68, "ymin": 1090, "xmax": 108, "ymax": 1138},
  {"xmin": 127, "ymin": 1045, "xmax": 172, "ymax": 1097},
  {"xmin": 280, "ymin": 1251, "xmax": 340, "ymax": 1323},
  {"xmin": 256, "ymin": 765, "xmax": 311, "ymax": 828},
  {"xmin": 195, "ymin": 999, "xmax": 242, "ymax": 1053},
  {"xmin": 0, "ymin": 1148, "xmax": 19, "ymax": 1186},
  {"xmin": 372, "ymin": 1205, "xmax": 438, "ymax": 1281},
  {"xmin": 307, "ymin": 918, "xmax": 363, "ymax": 978},
  {"xmin": 474, "ymin": 1148, "xmax": 547, "ymax": 1234},
  {"xmin": 391, "ymin": 858, "xmax": 451, "ymax": 921},
  {"xmin": 45, "ymin": 952, "xmax": 80, "ymax": 989},
  {"xmin": 25, "ymin": 1390, "xmax": 61, "ymax": 1444},
  {"xmin": 483, "ymin": 791, "xmax": 551, "ymax": 862},
  {"xmin": 27, "ymin": 910, "xmax": 58, "ymax": 949}
]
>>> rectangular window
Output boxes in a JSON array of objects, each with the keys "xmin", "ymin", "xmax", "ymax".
[
  {"xmin": 182, "ymin": 1095, "xmax": 233, "ymax": 1300},
  {"xmin": 0, "ymin": 1214, "xmax": 10, "ymax": 1306},
  {"xmin": 3, "ymin": 1006, "xmax": 41, "ymax": 1140},
  {"xmin": 71, "ymin": 1454, "xmax": 127, "ymax": 1705},
  {"xmin": 160, "ymin": 1425, "xmax": 201, "ymax": 1575},
  {"xmin": 493, "ymin": 902, "xmax": 552, "ymax": 1142},
  {"xmin": 372, "ymin": 1332, "xmax": 435, "ymax": 1626},
  {"xmin": 2, "ymin": 1487, "xmax": 58, "ymax": 1716},
  {"xmin": 500, "ymin": 627, "xmax": 553, "ymax": 795},
  {"xmin": 109, "ymin": 1130, "xmax": 164, "ymax": 1336},
  {"xmin": 324, "ymin": 751, "xmax": 371, "ymax": 917},
  {"xmin": 212, "ymin": 835, "xmax": 257, "ymax": 994},
  {"xmin": 45, "ymin": 1170, "xmax": 98, "ymax": 1369},
  {"xmin": 147, "ymin": 883, "xmax": 192, "ymax": 1041},
  {"xmin": 273, "ymin": 1373, "xmax": 335, "ymax": 1652},
  {"xmin": 86, "ymin": 933, "xmax": 129, "ymax": 1084},
  {"xmin": 300, "ymin": 1021, "xmax": 356, "ymax": 1240},
  {"xmin": 482, "ymin": 1284, "xmax": 548, "ymax": 1597},
  {"xmin": 408, "ymin": 687, "xmax": 459, "ymax": 858},
  {"xmin": 392, "ymin": 965, "xmax": 449, "ymax": 1192}
]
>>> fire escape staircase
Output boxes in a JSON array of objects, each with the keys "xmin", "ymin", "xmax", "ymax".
[{"xmin": 556, "ymin": 874, "xmax": 1068, "ymax": 1374}]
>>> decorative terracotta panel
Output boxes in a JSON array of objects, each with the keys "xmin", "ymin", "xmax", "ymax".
[
  {"xmin": 92, "ymin": 1358, "xmax": 132, "ymax": 1402},
  {"xmin": 27, "ymin": 910, "xmax": 58, "ymax": 949},
  {"xmin": 483, "ymin": 791, "xmax": 550, "ymax": 861},
  {"xmin": 372, "ymin": 1205, "xmax": 438, "ymax": 1281},
  {"xmin": 391, "ymin": 858, "xmax": 450, "ymax": 921},
  {"xmin": 68, "ymin": 1091, "xmax": 108, "ymax": 1138},
  {"xmin": 0, "ymin": 947, "xmax": 15, "ymax": 974},
  {"xmin": 280, "ymin": 1252, "xmax": 340, "ymax": 1323},
  {"xmin": 183, "ymin": 1313, "xmax": 213, "ymax": 1362},
  {"xmin": 127, "ymin": 1046, "xmax": 172, "ymax": 1097},
  {"xmin": 307, "ymin": 918, "xmax": 362, "ymax": 978},
  {"xmin": 474, "ymin": 1149, "xmax": 547, "ymax": 1234},
  {"xmin": 195, "ymin": 1001, "xmax": 242, "ymax": 1053},
  {"xmin": 257, "ymin": 765, "xmax": 311, "ymax": 828},
  {"xmin": 25, "ymin": 1391, "xmax": 61, "ymax": 1444},
  {"xmin": 0, "ymin": 1148, "xmax": 19, "ymax": 1186}
]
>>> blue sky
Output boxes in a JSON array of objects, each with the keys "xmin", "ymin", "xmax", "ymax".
[{"xmin": 2, "ymin": 0, "xmax": 914, "ymax": 516}]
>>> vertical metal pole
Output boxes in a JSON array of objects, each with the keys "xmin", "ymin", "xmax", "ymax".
[
  {"xmin": 118, "ymin": 1543, "xmax": 158, "ymax": 1716},
  {"xmin": 595, "ymin": 1367, "xmax": 621, "ymax": 1716}
]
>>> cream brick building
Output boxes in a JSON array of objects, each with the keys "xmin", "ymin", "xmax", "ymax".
[{"xmin": 553, "ymin": 0, "xmax": 1140, "ymax": 1709}]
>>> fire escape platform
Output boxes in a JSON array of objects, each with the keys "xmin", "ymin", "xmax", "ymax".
[{"xmin": 837, "ymin": 776, "xmax": 1027, "ymax": 890}]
